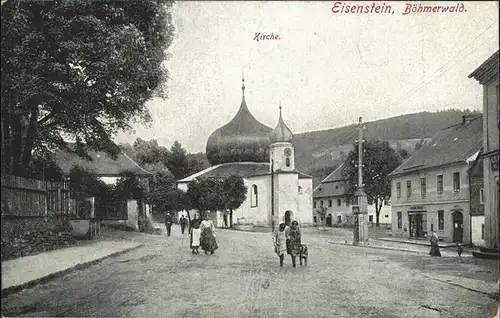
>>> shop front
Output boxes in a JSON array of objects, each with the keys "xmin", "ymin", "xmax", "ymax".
[{"xmin": 408, "ymin": 207, "xmax": 427, "ymax": 238}]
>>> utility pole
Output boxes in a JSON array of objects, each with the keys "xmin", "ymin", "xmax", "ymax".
[
  {"xmin": 271, "ymin": 159, "xmax": 275, "ymax": 232},
  {"xmin": 353, "ymin": 117, "xmax": 369, "ymax": 246}
]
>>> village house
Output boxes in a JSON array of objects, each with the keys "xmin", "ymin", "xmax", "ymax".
[
  {"xmin": 388, "ymin": 116, "xmax": 483, "ymax": 243},
  {"xmin": 54, "ymin": 145, "xmax": 153, "ymax": 231},
  {"xmin": 313, "ymin": 162, "xmax": 391, "ymax": 227},
  {"xmin": 468, "ymin": 150, "xmax": 485, "ymax": 246},
  {"xmin": 468, "ymin": 49, "xmax": 499, "ymax": 249}
]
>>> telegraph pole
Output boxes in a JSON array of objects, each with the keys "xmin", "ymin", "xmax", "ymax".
[
  {"xmin": 271, "ymin": 159, "xmax": 275, "ymax": 232},
  {"xmin": 353, "ymin": 117, "xmax": 369, "ymax": 245}
]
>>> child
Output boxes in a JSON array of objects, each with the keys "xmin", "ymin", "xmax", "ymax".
[{"xmin": 456, "ymin": 242, "xmax": 463, "ymax": 257}]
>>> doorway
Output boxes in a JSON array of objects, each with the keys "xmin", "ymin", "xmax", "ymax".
[
  {"xmin": 326, "ymin": 214, "xmax": 332, "ymax": 227},
  {"xmin": 284, "ymin": 210, "xmax": 293, "ymax": 226},
  {"xmin": 453, "ymin": 211, "xmax": 464, "ymax": 243},
  {"xmin": 409, "ymin": 212, "xmax": 427, "ymax": 238}
]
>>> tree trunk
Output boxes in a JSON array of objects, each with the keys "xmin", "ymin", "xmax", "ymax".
[
  {"xmin": 229, "ymin": 209, "xmax": 233, "ymax": 228},
  {"xmin": 21, "ymin": 107, "xmax": 38, "ymax": 168},
  {"xmin": 376, "ymin": 198, "xmax": 382, "ymax": 227},
  {"xmin": 11, "ymin": 115, "xmax": 24, "ymax": 176}
]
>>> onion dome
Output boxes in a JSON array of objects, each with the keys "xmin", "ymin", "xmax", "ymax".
[
  {"xmin": 270, "ymin": 105, "xmax": 293, "ymax": 143},
  {"xmin": 206, "ymin": 77, "xmax": 272, "ymax": 165}
]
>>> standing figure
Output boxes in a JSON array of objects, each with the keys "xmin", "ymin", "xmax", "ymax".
[
  {"xmin": 165, "ymin": 212, "xmax": 174, "ymax": 237},
  {"xmin": 200, "ymin": 213, "xmax": 218, "ymax": 255},
  {"xmin": 287, "ymin": 220, "xmax": 301, "ymax": 267},
  {"xmin": 190, "ymin": 213, "xmax": 202, "ymax": 254},
  {"xmin": 273, "ymin": 222, "xmax": 288, "ymax": 266},
  {"xmin": 429, "ymin": 231, "xmax": 441, "ymax": 257},
  {"xmin": 456, "ymin": 242, "xmax": 463, "ymax": 257},
  {"xmin": 180, "ymin": 215, "xmax": 187, "ymax": 234}
]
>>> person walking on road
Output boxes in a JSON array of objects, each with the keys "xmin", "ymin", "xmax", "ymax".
[
  {"xmin": 273, "ymin": 222, "xmax": 288, "ymax": 266},
  {"xmin": 165, "ymin": 212, "xmax": 174, "ymax": 237},
  {"xmin": 287, "ymin": 220, "xmax": 301, "ymax": 267},
  {"xmin": 190, "ymin": 213, "xmax": 202, "ymax": 254},
  {"xmin": 429, "ymin": 231, "xmax": 441, "ymax": 257},
  {"xmin": 200, "ymin": 213, "xmax": 218, "ymax": 255},
  {"xmin": 180, "ymin": 215, "xmax": 187, "ymax": 234}
]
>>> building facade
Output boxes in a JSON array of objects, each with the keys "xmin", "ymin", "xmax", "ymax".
[
  {"xmin": 389, "ymin": 116, "xmax": 482, "ymax": 243},
  {"xmin": 469, "ymin": 152, "xmax": 485, "ymax": 246},
  {"xmin": 178, "ymin": 78, "xmax": 313, "ymax": 228},
  {"xmin": 313, "ymin": 163, "xmax": 391, "ymax": 227},
  {"xmin": 469, "ymin": 50, "xmax": 499, "ymax": 249}
]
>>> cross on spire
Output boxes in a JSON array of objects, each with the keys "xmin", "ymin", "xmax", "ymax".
[{"xmin": 241, "ymin": 71, "xmax": 245, "ymax": 97}]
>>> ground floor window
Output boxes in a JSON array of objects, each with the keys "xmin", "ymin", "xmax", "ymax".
[
  {"xmin": 397, "ymin": 212, "xmax": 402, "ymax": 229},
  {"xmin": 481, "ymin": 224, "xmax": 484, "ymax": 239},
  {"xmin": 313, "ymin": 216, "xmax": 317, "ymax": 223},
  {"xmin": 337, "ymin": 216, "xmax": 342, "ymax": 223},
  {"xmin": 438, "ymin": 210, "xmax": 444, "ymax": 230},
  {"xmin": 369, "ymin": 215, "xmax": 373, "ymax": 222}
]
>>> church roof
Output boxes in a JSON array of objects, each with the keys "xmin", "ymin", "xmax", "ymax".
[
  {"xmin": 389, "ymin": 116, "xmax": 483, "ymax": 177},
  {"xmin": 205, "ymin": 77, "xmax": 273, "ymax": 165},
  {"xmin": 270, "ymin": 106, "xmax": 293, "ymax": 143},
  {"xmin": 177, "ymin": 162, "xmax": 311, "ymax": 183}
]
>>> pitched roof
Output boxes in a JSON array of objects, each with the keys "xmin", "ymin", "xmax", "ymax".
[
  {"xmin": 468, "ymin": 50, "xmax": 499, "ymax": 84},
  {"xmin": 389, "ymin": 116, "xmax": 483, "ymax": 177},
  {"xmin": 55, "ymin": 147, "xmax": 152, "ymax": 177},
  {"xmin": 321, "ymin": 163, "xmax": 346, "ymax": 183},
  {"xmin": 177, "ymin": 162, "xmax": 311, "ymax": 183}
]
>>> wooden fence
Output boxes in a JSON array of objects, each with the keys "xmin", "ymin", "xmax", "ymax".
[{"xmin": 1, "ymin": 175, "xmax": 74, "ymax": 217}]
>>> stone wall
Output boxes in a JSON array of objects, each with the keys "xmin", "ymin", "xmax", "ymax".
[{"xmin": 1, "ymin": 215, "xmax": 75, "ymax": 261}]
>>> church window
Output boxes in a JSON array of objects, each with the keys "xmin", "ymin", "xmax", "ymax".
[
  {"xmin": 286, "ymin": 158, "xmax": 290, "ymax": 167},
  {"xmin": 298, "ymin": 186, "xmax": 303, "ymax": 194},
  {"xmin": 251, "ymin": 185, "xmax": 258, "ymax": 207}
]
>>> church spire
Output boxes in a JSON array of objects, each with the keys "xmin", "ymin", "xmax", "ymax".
[
  {"xmin": 270, "ymin": 102, "xmax": 293, "ymax": 143},
  {"xmin": 241, "ymin": 72, "xmax": 245, "ymax": 98}
]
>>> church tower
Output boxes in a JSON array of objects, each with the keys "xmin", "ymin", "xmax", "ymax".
[{"xmin": 269, "ymin": 104, "xmax": 294, "ymax": 171}]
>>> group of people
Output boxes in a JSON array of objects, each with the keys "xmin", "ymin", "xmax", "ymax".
[
  {"xmin": 164, "ymin": 212, "xmax": 218, "ymax": 255},
  {"xmin": 273, "ymin": 220, "xmax": 306, "ymax": 267},
  {"xmin": 429, "ymin": 231, "xmax": 464, "ymax": 257}
]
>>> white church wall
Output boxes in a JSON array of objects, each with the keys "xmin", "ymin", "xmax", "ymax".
[
  {"xmin": 298, "ymin": 178, "xmax": 314, "ymax": 226},
  {"xmin": 234, "ymin": 175, "xmax": 271, "ymax": 226},
  {"xmin": 275, "ymin": 173, "xmax": 300, "ymax": 224}
]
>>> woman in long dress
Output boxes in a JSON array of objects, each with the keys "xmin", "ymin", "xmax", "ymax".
[
  {"xmin": 287, "ymin": 220, "xmax": 301, "ymax": 267},
  {"xmin": 190, "ymin": 213, "xmax": 202, "ymax": 254},
  {"xmin": 273, "ymin": 222, "xmax": 288, "ymax": 266},
  {"xmin": 429, "ymin": 231, "xmax": 441, "ymax": 257},
  {"xmin": 200, "ymin": 213, "xmax": 218, "ymax": 255}
]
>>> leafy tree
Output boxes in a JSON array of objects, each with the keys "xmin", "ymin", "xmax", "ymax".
[
  {"xmin": 1, "ymin": 0, "xmax": 175, "ymax": 176},
  {"xmin": 398, "ymin": 149, "xmax": 410, "ymax": 160},
  {"xmin": 341, "ymin": 140, "xmax": 402, "ymax": 227},
  {"xmin": 166, "ymin": 141, "xmax": 189, "ymax": 179},
  {"xmin": 221, "ymin": 175, "xmax": 247, "ymax": 227},
  {"xmin": 185, "ymin": 178, "xmax": 224, "ymax": 220},
  {"xmin": 68, "ymin": 165, "xmax": 113, "ymax": 201},
  {"xmin": 132, "ymin": 138, "xmax": 169, "ymax": 166},
  {"xmin": 114, "ymin": 171, "xmax": 147, "ymax": 200}
]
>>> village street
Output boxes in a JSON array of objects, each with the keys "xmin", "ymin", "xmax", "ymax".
[{"xmin": 2, "ymin": 225, "xmax": 498, "ymax": 318}]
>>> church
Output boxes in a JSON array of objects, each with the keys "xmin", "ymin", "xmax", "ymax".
[{"xmin": 177, "ymin": 78, "xmax": 313, "ymax": 228}]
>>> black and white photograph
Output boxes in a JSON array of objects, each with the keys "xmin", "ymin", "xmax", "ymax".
[{"xmin": 1, "ymin": 1, "xmax": 499, "ymax": 317}]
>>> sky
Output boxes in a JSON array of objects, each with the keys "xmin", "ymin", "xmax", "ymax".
[{"xmin": 114, "ymin": 1, "xmax": 499, "ymax": 153}]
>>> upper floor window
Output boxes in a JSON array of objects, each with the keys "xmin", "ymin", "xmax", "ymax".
[
  {"xmin": 437, "ymin": 175, "xmax": 443, "ymax": 194},
  {"xmin": 313, "ymin": 201, "xmax": 317, "ymax": 208},
  {"xmin": 480, "ymin": 188, "xmax": 484, "ymax": 204},
  {"xmin": 406, "ymin": 180, "xmax": 412, "ymax": 197},
  {"xmin": 298, "ymin": 186, "xmax": 303, "ymax": 194},
  {"xmin": 396, "ymin": 182, "xmax": 401, "ymax": 198},
  {"xmin": 251, "ymin": 185, "xmax": 258, "ymax": 207},
  {"xmin": 320, "ymin": 200, "xmax": 324, "ymax": 206},
  {"xmin": 328, "ymin": 199, "xmax": 332, "ymax": 207},
  {"xmin": 420, "ymin": 177, "xmax": 426, "ymax": 197},
  {"xmin": 337, "ymin": 199, "xmax": 342, "ymax": 207},
  {"xmin": 453, "ymin": 172, "xmax": 460, "ymax": 192},
  {"xmin": 286, "ymin": 158, "xmax": 290, "ymax": 167}
]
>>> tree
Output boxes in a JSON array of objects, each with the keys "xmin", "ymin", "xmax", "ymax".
[
  {"xmin": 185, "ymin": 178, "xmax": 224, "ymax": 220},
  {"xmin": 398, "ymin": 149, "xmax": 410, "ymax": 160},
  {"xmin": 341, "ymin": 140, "xmax": 402, "ymax": 227},
  {"xmin": 221, "ymin": 175, "xmax": 247, "ymax": 227},
  {"xmin": 166, "ymin": 141, "xmax": 189, "ymax": 179},
  {"xmin": 1, "ymin": 0, "xmax": 175, "ymax": 176},
  {"xmin": 68, "ymin": 165, "xmax": 113, "ymax": 201},
  {"xmin": 315, "ymin": 206, "xmax": 328, "ymax": 231}
]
